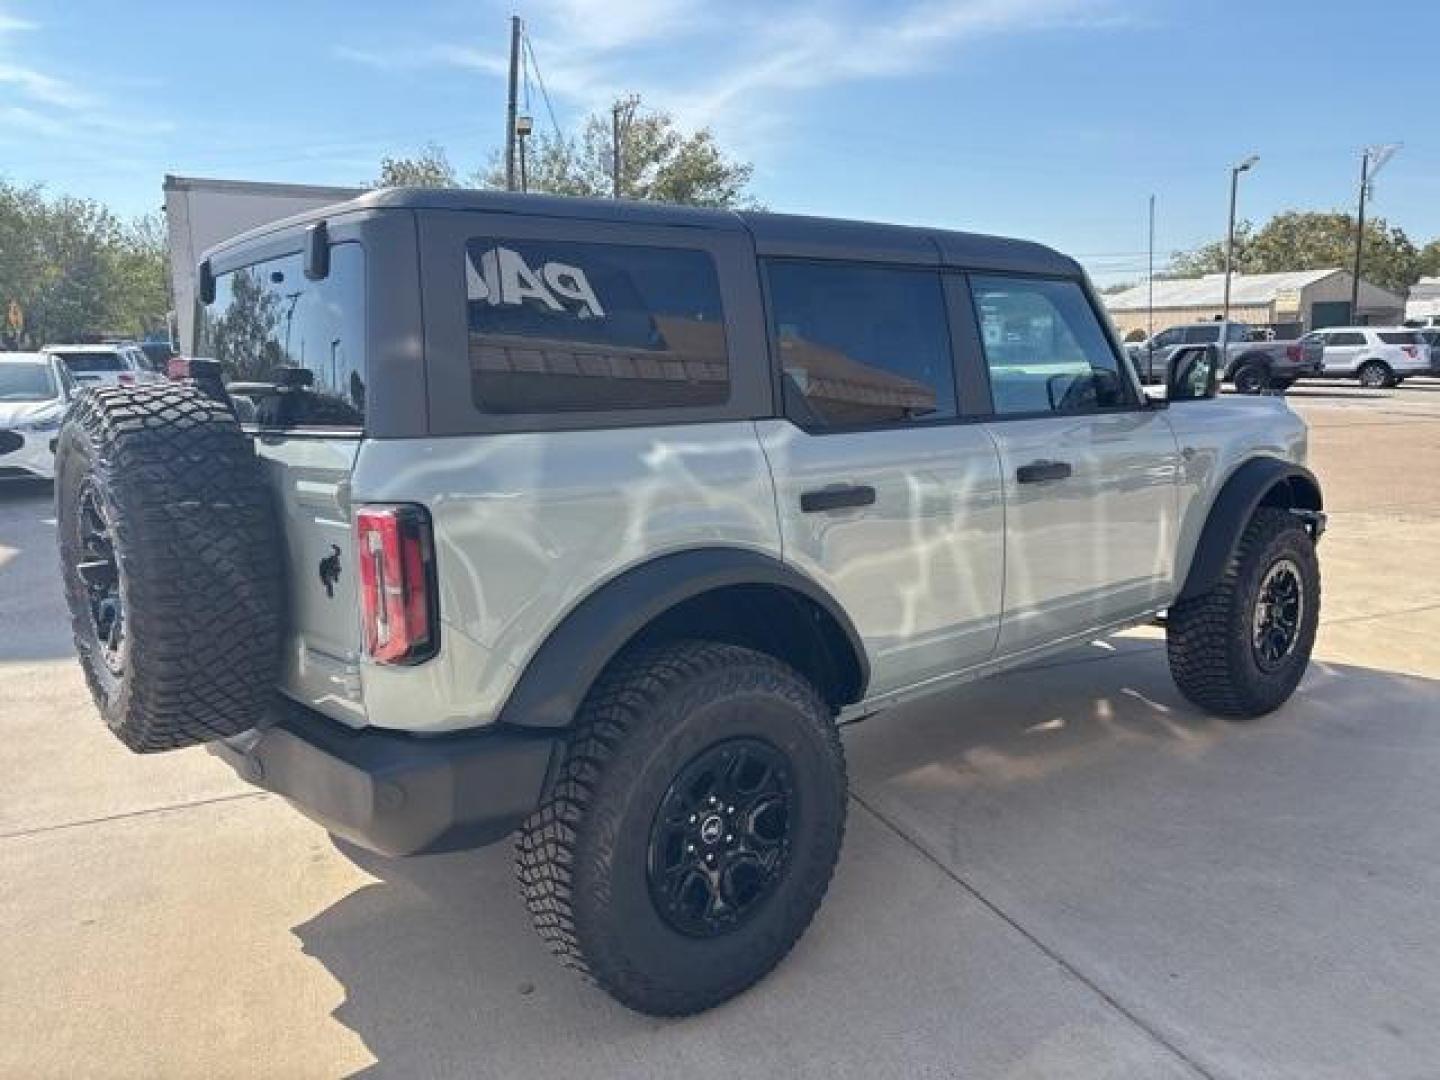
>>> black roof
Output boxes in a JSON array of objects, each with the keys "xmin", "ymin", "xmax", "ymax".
[{"xmin": 206, "ymin": 187, "xmax": 1079, "ymax": 277}]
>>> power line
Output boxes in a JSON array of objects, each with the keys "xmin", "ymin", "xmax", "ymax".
[{"xmin": 522, "ymin": 32, "xmax": 564, "ymax": 141}]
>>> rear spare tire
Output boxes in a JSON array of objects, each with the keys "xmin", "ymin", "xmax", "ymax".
[{"xmin": 56, "ymin": 384, "xmax": 283, "ymax": 752}]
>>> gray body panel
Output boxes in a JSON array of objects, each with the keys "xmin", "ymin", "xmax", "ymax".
[{"xmin": 193, "ymin": 190, "xmax": 1312, "ymax": 735}]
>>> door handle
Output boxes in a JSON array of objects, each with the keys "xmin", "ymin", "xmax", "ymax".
[
  {"xmin": 1016, "ymin": 460, "xmax": 1072, "ymax": 484},
  {"xmin": 800, "ymin": 484, "xmax": 876, "ymax": 513}
]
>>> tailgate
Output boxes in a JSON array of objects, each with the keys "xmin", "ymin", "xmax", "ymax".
[{"xmin": 255, "ymin": 436, "xmax": 366, "ymax": 726}]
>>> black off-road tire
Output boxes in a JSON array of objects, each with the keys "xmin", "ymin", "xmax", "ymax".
[
  {"xmin": 515, "ymin": 640, "xmax": 847, "ymax": 1017},
  {"xmin": 1166, "ymin": 508, "xmax": 1320, "ymax": 718},
  {"xmin": 56, "ymin": 384, "xmax": 283, "ymax": 752}
]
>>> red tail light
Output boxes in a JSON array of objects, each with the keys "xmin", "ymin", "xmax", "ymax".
[
  {"xmin": 1403, "ymin": 345, "xmax": 1418, "ymax": 359},
  {"xmin": 1286, "ymin": 344, "xmax": 1301, "ymax": 362},
  {"xmin": 117, "ymin": 372, "xmax": 136, "ymax": 386},
  {"xmin": 356, "ymin": 505, "xmax": 438, "ymax": 665}
]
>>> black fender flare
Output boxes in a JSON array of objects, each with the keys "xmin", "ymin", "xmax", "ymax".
[
  {"xmin": 497, "ymin": 548, "xmax": 870, "ymax": 729},
  {"xmin": 1178, "ymin": 458, "xmax": 1323, "ymax": 601}
]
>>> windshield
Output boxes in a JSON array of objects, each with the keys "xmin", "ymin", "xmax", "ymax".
[
  {"xmin": 0, "ymin": 363, "xmax": 58, "ymax": 402},
  {"xmin": 52, "ymin": 350, "xmax": 125, "ymax": 373}
]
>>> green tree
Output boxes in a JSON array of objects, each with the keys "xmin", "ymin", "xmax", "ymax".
[
  {"xmin": 480, "ymin": 94, "xmax": 756, "ymax": 207},
  {"xmin": 1418, "ymin": 240, "xmax": 1440, "ymax": 279},
  {"xmin": 1170, "ymin": 211, "xmax": 1421, "ymax": 292},
  {"xmin": 0, "ymin": 180, "xmax": 171, "ymax": 346},
  {"xmin": 372, "ymin": 143, "xmax": 459, "ymax": 188}
]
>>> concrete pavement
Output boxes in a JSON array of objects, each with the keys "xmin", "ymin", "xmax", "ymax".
[{"xmin": 3, "ymin": 385, "xmax": 1439, "ymax": 1078}]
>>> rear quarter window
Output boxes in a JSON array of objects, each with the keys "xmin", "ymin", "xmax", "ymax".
[
  {"xmin": 465, "ymin": 239, "xmax": 728, "ymax": 414},
  {"xmin": 1379, "ymin": 332, "xmax": 1422, "ymax": 345}
]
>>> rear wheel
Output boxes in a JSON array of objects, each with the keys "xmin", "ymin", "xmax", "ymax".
[
  {"xmin": 1232, "ymin": 363, "xmax": 1267, "ymax": 394},
  {"xmin": 1357, "ymin": 360, "xmax": 1392, "ymax": 389},
  {"xmin": 1166, "ymin": 508, "xmax": 1320, "ymax": 718},
  {"xmin": 515, "ymin": 641, "xmax": 847, "ymax": 1016}
]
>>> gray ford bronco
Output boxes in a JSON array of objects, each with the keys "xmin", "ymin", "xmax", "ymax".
[{"xmin": 55, "ymin": 189, "xmax": 1324, "ymax": 1017}]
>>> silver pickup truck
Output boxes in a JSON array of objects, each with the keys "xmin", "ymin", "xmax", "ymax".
[
  {"xmin": 55, "ymin": 190, "xmax": 1326, "ymax": 1018},
  {"xmin": 1129, "ymin": 320, "xmax": 1323, "ymax": 392}
]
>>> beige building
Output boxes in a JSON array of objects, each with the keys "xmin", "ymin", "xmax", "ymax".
[{"xmin": 1103, "ymin": 269, "xmax": 1405, "ymax": 340}]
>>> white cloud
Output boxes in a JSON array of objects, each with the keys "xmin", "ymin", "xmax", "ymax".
[
  {"xmin": 336, "ymin": 0, "xmax": 1137, "ymax": 153},
  {"xmin": 0, "ymin": 6, "xmax": 173, "ymax": 152}
]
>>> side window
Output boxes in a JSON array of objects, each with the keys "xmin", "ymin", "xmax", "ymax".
[
  {"xmin": 765, "ymin": 260, "xmax": 955, "ymax": 429},
  {"xmin": 1152, "ymin": 328, "xmax": 1182, "ymax": 348},
  {"xmin": 1329, "ymin": 331, "xmax": 1366, "ymax": 346},
  {"xmin": 198, "ymin": 243, "xmax": 366, "ymax": 429},
  {"xmin": 465, "ymin": 239, "xmax": 727, "ymax": 414},
  {"xmin": 970, "ymin": 275, "xmax": 1131, "ymax": 416},
  {"xmin": 1184, "ymin": 325, "xmax": 1221, "ymax": 344}
]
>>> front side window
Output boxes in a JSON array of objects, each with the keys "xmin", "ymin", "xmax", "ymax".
[
  {"xmin": 198, "ymin": 243, "xmax": 366, "ymax": 429},
  {"xmin": 1329, "ymin": 331, "xmax": 1366, "ymax": 346},
  {"xmin": 766, "ymin": 261, "xmax": 955, "ymax": 429},
  {"xmin": 466, "ymin": 239, "xmax": 728, "ymax": 414},
  {"xmin": 1152, "ymin": 328, "xmax": 1183, "ymax": 348},
  {"xmin": 970, "ymin": 275, "xmax": 1130, "ymax": 416},
  {"xmin": 1185, "ymin": 325, "xmax": 1221, "ymax": 344}
]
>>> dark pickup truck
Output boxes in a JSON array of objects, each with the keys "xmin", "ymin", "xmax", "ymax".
[{"xmin": 1128, "ymin": 320, "xmax": 1323, "ymax": 393}]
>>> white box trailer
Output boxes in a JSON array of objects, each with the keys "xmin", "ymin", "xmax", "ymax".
[{"xmin": 164, "ymin": 175, "xmax": 362, "ymax": 353}]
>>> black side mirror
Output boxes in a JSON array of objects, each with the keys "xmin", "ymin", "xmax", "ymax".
[
  {"xmin": 304, "ymin": 221, "xmax": 330, "ymax": 281},
  {"xmin": 1168, "ymin": 345, "xmax": 1221, "ymax": 401}
]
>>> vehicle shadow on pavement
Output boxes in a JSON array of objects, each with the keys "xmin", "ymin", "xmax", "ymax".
[
  {"xmin": 290, "ymin": 638, "xmax": 1440, "ymax": 1079},
  {"xmin": 0, "ymin": 480, "xmax": 74, "ymax": 663}
]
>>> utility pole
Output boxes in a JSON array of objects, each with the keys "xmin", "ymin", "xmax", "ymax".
[
  {"xmin": 1222, "ymin": 154, "xmax": 1259, "ymax": 327},
  {"xmin": 1147, "ymin": 194, "xmax": 1156, "ymax": 343},
  {"xmin": 611, "ymin": 103, "xmax": 623, "ymax": 199},
  {"xmin": 1350, "ymin": 144, "xmax": 1401, "ymax": 323},
  {"xmin": 504, "ymin": 15, "xmax": 522, "ymax": 192}
]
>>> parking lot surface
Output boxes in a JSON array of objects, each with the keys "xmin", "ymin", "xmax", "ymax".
[{"xmin": 3, "ymin": 383, "xmax": 1439, "ymax": 1079}]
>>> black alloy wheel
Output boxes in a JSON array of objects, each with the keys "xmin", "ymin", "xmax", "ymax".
[
  {"xmin": 75, "ymin": 479, "xmax": 126, "ymax": 676},
  {"xmin": 647, "ymin": 737, "xmax": 795, "ymax": 938},
  {"xmin": 1251, "ymin": 557, "xmax": 1304, "ymax": 671}
]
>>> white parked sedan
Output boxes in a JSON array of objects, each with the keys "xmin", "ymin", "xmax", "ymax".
[{"xmin": 0, "ymin": 352, "xmax": 73, "ymax": 481}]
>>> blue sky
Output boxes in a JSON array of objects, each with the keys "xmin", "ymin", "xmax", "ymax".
[{"xmin": 1, "ymin": 0, "xmax": 1435, "ymax": 283}]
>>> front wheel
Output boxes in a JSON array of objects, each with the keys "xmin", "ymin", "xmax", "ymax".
[
  {"xmin": 516, "ymin": 641, "xmax": 847, "ymax": 1016},
  {"xmin": 1166, "ymin": 508, "xmax": 1320, "ymax": 718}
]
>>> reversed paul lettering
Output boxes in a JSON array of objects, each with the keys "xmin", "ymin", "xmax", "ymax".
[{"xmin": 466, "ymin": 245, "xmax": 606, "ymax": 319}]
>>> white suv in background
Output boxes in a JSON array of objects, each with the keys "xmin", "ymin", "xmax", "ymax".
[
  {"xmin": 1299, "ymin": 327, "xmax": 1430, "ymax": 388},
  {"xmin": 42, "ymin": 343, "xmax": 162, "ymax": 389}
]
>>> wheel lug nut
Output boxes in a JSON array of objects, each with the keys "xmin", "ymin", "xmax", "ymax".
[
  {"xmin": 689, "ymin": 814, "xmax": 697, "ymax": 824},
  {"xmin": 727, "ymin": 806, "xmax": 735, "ymax": 814},
  {"xmin": 686, "ymin": 844, "xmax": 695, "ymax": 853},
  {"xmin": 725, "ymin": 834, "xmax": 733, "ymax": 843}
]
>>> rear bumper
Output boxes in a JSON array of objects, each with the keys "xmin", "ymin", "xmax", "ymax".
[{"xmin": 212, "ymin": 701, "xmax": 561, "ymax": 856}]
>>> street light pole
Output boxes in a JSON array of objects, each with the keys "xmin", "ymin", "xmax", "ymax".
[{"xmin": 1222, "ymin": 154, "xmax": 1259, "ymax": 328}]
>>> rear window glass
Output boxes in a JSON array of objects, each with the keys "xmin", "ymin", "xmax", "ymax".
[
  {"xmin": 197, "ymin": 243, "xmax": 366, "ymax": 429},
  {"xmin": 53, "ymin": 350, "xmax": 123, "ymax": 373},
  {"xmin": 465, "ymin": 239, "xmax": 728, "ymax": 414},
  {"xmin": 1379, "ymin": 332, "xmax": 1422, "ymax": 345}
]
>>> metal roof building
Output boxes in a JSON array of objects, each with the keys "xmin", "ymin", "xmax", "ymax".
[{"xmin": 1103, "ymin": 269, "xmax": 1405, "ymax": 338}]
